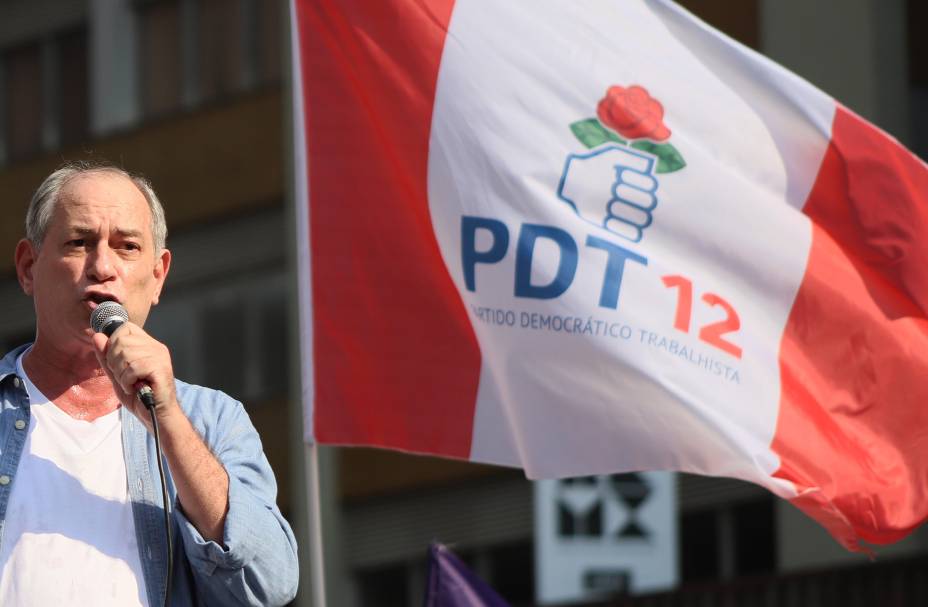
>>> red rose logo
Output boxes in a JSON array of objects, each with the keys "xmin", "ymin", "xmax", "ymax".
[
  {"xmin": 569, "ymin": 83, "xmax": 685, "ymax": 173},
  {"xmin": 597, "ymin": 85, "xmax": 671, "ymax": 142}
]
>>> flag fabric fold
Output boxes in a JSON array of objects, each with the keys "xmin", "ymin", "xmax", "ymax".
[
  {"xmin": 291, "ymin": 0, "xmax": 928, "ymax": 551},
  {"xmin": 424, "ymin": 543, "xmax": 511, "ymax": 607}
]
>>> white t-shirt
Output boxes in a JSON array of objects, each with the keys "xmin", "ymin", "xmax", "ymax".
[{"xmin": 0, "ymin": 352, "xmax": 149, "ymax": 606}]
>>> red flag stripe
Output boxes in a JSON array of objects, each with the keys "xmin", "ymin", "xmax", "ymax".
[
  {"xmin": 296, "ymin": 0, "xmax": 481, "ymax": 457},
  {"xmin": 774, "ymin": 105, "xmax": 928, "ymax": 548}
]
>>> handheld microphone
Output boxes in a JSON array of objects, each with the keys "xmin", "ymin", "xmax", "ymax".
[
  {"xmin": 90, "ymin": 301, "xmax": 157, "ymax": 409},
  {"xmin": 91, "ymin": 301, "xmax": 174, "ymax": 604}
]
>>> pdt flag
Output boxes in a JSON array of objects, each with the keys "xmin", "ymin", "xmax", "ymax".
[{"xmin": 290, "ymin": 0, "xmax": 928, "ymax": 550}]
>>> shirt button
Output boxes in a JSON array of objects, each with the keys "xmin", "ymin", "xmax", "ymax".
[
  {"xmin": 12, "ymin": 378, "xmax": 21, "ymax": 389},
  {"xmin": 14, "ymin": 420, "xmax": 26, "ymax": 430},
  {"xmin": 0, "ymin": 476, "xmax": 10, "ymax": 485}
]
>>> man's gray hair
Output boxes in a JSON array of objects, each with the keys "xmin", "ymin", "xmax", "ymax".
[{"xmin": 26, "ymin": 161, "xmax": 168, "ymax": 251}]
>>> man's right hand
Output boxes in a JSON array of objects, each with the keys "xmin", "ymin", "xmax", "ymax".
[{"xmin": 91, "ymin": 321, "xmax": 181, "ymax": 431}]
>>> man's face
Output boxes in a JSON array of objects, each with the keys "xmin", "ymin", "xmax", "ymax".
[{"xmin": 15, "ymin": 171, "xmax": 171, "ymax": 351}]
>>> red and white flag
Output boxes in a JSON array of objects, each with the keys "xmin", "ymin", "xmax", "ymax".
[{"xmin": 290, "ymin": 0, "xmax": 928, "ymax": 550}]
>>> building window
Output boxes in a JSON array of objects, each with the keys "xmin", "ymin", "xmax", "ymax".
[
  {"xmin": 680, "ymin": 497, "xmax": 776, "ymax": 585},
  {"xmin": 197, "ymin": 0, "xmax": 246, "ymax": 102},
  {"xmin": 257, "ymin": 0, "xmax": 282, "ymax": 85},
  {"xmin": 3, "ymin": 41, "xmax": 44, "ymax": 162},
  {"xmin": 138, "ymin": 0, "xmax": 184, "ymax": 116},
  {"xmin": 680, "ymin": 509, "xmax": 719, "ymax": 582},
  {"xmin": 57, "ymin": 28, "xmax": 89, "ymax": 148},
  {"xmin": 487, "ymin": 542, "xmax": 535, "ymax": 606},
  {"xmin": 357, "ymin": 563, "xmax": 409, "ymax": 607},
  {"xmin": 258, "ymin": 295, "xmax": 288, "ymax": 395},
  {"xmin": 137, "ymin": 0, "xmax": 282, "ymax": 119},
  {"xmin": 147, "ymin": 271, "xmax": 289, "ymax": 404},
  {"xmin": 732, "ymin": 499, "xmax": 777, "ymax": 576},
  {"xmin": 202, "ymin": 299, "xmax": 247, "ymax": 398},
  {"xmin": 0, "ymin": 27, "xmax": 88, "ymax": 165}
]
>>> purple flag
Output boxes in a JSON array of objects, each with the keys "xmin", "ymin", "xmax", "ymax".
[{"xmin": 424, "ymin": 543, "xmax": 511, "ymax": 607}]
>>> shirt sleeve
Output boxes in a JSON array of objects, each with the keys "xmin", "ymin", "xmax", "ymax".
[{"xmin": 173, "ymin": 391, "xmax": 299, "ymax": 606}]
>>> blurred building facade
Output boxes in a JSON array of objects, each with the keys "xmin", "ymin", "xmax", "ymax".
[{"xmin": 0, "ymin": 1, "xmax": 924, "ymax": 606}]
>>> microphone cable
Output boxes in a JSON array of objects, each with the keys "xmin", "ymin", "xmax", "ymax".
[
  {"xmin": 91, "ymin": 302, "xmax": 174, "ymax": 607},
  {"xmin": 145, "ymin": 394, "xmax": 174, "ymax": 607}
]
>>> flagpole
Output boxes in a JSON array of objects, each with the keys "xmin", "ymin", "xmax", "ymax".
[
  {"xmin": 304, "ymin": 443, "xmax": 328, "ymax": 606},
  {"xmin": 285, "ymin": 1, "xmax": 328, "ymax": 605}
]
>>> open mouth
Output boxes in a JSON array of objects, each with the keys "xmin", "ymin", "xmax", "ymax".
[{"xmin": 84, "ymin": 293, "xmax": 120, "ymax": 309}]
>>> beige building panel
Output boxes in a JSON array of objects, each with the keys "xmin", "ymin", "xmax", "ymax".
[{"xmin": 0, "ymin": 90, "xmax": 283, "ymax": 275}]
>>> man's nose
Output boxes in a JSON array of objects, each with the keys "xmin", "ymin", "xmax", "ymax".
[{"xmin": 86, "ymin": 243, "xmax": 117, "ymax": 281}]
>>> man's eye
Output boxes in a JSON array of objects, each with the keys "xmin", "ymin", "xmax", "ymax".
[
  {"xmin": 124, "ymin": 242, "xmax": 141, "ymax": 251},
  {"xmin": 67, "ymin": 239, "xmax": 85, "ymax": 247}
]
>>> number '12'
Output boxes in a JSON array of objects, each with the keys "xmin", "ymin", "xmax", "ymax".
[{"xmin": 661, "ymin": 275, "xmax": 742, "ymax": 359}]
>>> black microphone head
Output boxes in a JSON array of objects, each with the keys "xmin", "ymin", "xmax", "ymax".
[{"xmin": 90, "ymin": 301, "xmax": 129, "ymax": 336}]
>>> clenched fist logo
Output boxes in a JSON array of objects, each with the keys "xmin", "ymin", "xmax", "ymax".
[
  {"xmin": 558, "ymin": 145, "xmax": 658, "ymax": 243},
  {"xmin": 560, "ymin": 84, "xmax": 686, "ymax": 243}
]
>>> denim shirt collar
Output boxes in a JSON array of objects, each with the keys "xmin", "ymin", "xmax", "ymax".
[{"xmin": 0, "ymin": 344, "xmax": 30, "ymax": 385}]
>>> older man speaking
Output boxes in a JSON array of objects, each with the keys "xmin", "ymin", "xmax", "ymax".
[{"xmin": 0, "ymin": 162, "xmax": 298, "ymax": 606}]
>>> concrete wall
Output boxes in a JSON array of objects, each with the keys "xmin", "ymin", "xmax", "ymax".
[{"xmin": 760, "ymin": 0, "xmax": 911, "ymax": 142}]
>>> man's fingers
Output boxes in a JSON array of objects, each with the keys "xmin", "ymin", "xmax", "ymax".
[
  {"xmin": 90, "ymin": 333, "xmax": 108, "ymax": 362},
  {"xmin": 115, "ymin": 355, "xmax": 157, "ymax": 394},
  {"xmin": 115, "ymin": 360, "xmax": 138, "ymax": 395},
  {"xmin": 91, "ymin": 332, "xmax": 113, "ymax": 376},
  {"xmin": 103, "ymin": 327, "xmax": 146, "ymax": 374},
  {"xmin": 94, "ymin": 320, "xmax": 176, "ymax": 418},
  {"xmin": 100, "ymin": 326, "xmax": 152, "ymax": 398},
  {"xmin": 91, "ymin": 332, "xmax": 109, "ymax": 356},
  {"xmin": 97, "ymin": 354, "xmax": 134, "ymax": 404}
]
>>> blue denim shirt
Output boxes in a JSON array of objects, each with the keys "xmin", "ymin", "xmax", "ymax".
[{"xmin": 0, "ymin": 345, "xmax": 298, "ymax": 606}]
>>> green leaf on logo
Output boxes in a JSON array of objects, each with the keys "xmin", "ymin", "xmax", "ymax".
[
  {"xmin": 630, "ymin": 140, "xmax": 686, "ymax": 173},
  {"xmin": 570, "ymin": 118, "xmax": 626, "ymax": 148}
]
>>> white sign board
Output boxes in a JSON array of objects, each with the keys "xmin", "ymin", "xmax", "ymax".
[{"xmin": 534, "ymin": 472, "xmax": 678, "ymax": 604}]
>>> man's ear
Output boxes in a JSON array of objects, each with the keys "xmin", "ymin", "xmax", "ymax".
[
  {"xmin": 150, "ymin": 248, "xmax": 171, "ymax": 306},
  {"xmin": 15, "ymin": 239, "xmax": 37, "ymax": 296}
]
